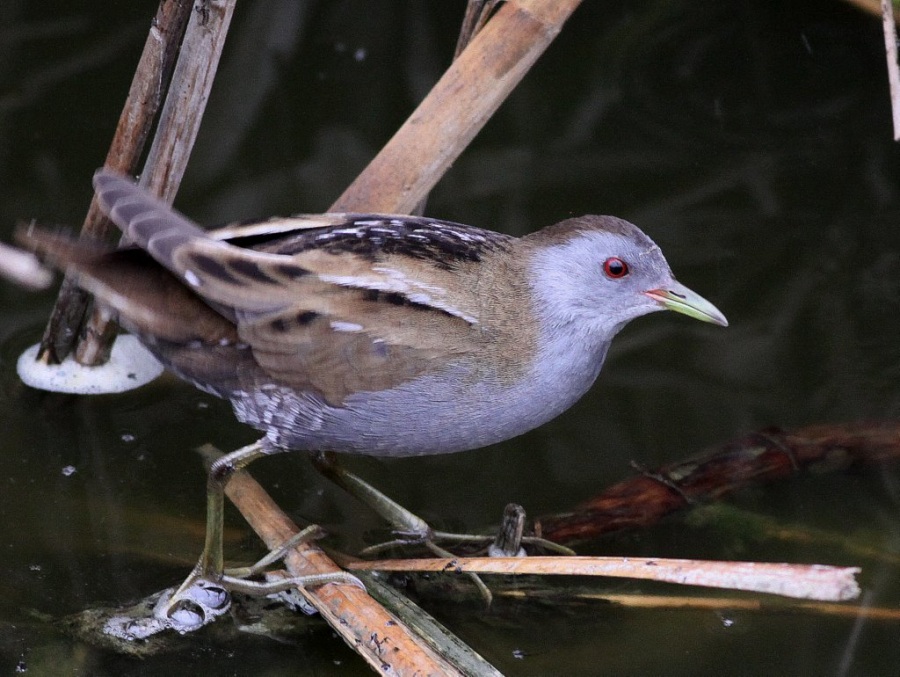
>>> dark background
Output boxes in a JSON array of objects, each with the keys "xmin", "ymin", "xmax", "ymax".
[{"xmin": 1, "ymin": 1, "xmax": 899, "ymax": 674}]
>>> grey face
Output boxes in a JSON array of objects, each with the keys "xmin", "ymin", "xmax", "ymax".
[{"xmin": 528, "ymin": 217, "xmax": 727, "ymax": 339}]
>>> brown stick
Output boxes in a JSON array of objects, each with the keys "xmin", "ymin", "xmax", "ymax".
[
  {"xmin": 225, "ymin": 468, "xmax": 463, "ymax": 676},
  {"xmin": 330, "ymin": 0, "xmax": 583, "ymax": 213},
  {"xmin": 74, "ymin": 0, "xmax": 238, "ymax": 366},
  {"xmin": 37, "ymin": 0, "xmax": 194, "ymax": 365},
  {"xmin": 537, "ymin": 421, "xmax": 900, "ymax": 544}
]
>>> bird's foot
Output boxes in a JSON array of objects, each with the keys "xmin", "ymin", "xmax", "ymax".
[
  {"xmin": 99, "ymin": 574, "xmax": 231, "ymax": 641},
  {"xmin": 358, "ymin": 503, "xmax": 576, "ymax": 607},
  {"xmin": 311, "ymin": 453, "xmax": 574, "ymax": 606},
  {"xmin": 160, "ymin": 572, "xmax": 232, "ymax": 633},
  {"xmin": 130, "ymin": 525, "xmax": 362, "ymax": 637},
  {"xmin": 359, "ymin": 502, "xmax": 575, "ymax": 559},
  {"xmin": 220, "ymin": 524, "xmax": 365, "ymax": 604}
]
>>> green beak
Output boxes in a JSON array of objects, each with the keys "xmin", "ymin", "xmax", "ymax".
[{"xmin": 645, "ymin": 281, "xmax": 728, "ymax": 327}]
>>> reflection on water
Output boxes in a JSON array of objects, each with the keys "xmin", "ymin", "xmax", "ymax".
[{"xmin": 1, "ymin": 0, "xmax": 899, "ymax": 674}]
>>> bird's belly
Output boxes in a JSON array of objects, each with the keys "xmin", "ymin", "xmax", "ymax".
[{"xmin": 229, "ymin": 358, "xmax": 602, "ymax": 458}]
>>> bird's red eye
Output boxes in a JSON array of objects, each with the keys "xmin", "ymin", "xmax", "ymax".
[{"xmin": 603, "ymin": 257, "xmax": 629, "ymax": 279}]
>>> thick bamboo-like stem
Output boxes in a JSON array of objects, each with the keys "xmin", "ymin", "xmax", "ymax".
[
  {"xmin": 36, "ymin": 0, "xmax": 193, "ymax": 365},
  {"xmin": 74, "ymin": 0, "xmax": 237, "ymax": 366},
  {"xmin": 224, "ymin": 468, "xmax": 464, "ymax": 676},
  {"xmin": 331, "ymin": 0, "xmax": 583, "ymax": 213}
]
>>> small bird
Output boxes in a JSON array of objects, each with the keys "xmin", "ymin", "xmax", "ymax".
[{"xmin": 19, "ymin": 170, "xmax": 727, "ymax": 624}]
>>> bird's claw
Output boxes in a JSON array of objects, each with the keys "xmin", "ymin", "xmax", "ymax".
[{"xmin": 161, "ymin": 577, "xmax": 232, "ymax": 633}]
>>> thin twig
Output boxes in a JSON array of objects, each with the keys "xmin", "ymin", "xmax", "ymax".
[
  {"xmin": 501, "ymin": 590, "xmax": 900, "ymax": 621},
  {"xmin": 453, "ymin": 0, "xmax": 503, "ymax": 59}
]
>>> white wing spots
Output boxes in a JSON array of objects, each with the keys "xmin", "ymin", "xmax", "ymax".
[
  {"xmin": 370, "ymin": 265, "xmax": 417, "ymax": 287},
  {"xmin": 370, "ymin": 266, "xmax": 446, "ymax": 296},
  {"xmin": 312, "ymin": 220, "xmax": 411, "ymax": 240},
  {"xmin": 404, "ymin": 293, "xmax": 478, "ymax": 324},
  {"xmin": 184, "ymin": 270, "xmax": 201, "ymax": 287},
  {"xmin": 427, "ymin": 226, "xmax": 487, "ymax": 244},
  {"xmin": 404, "ymin": 292, "xmax": 436, "ymax": 306},
  {"xmin": 431, "ymin": 303, "xmax": 477, "ymax": 324},
  {"xmin": 318, "ymin": 270, "xmax": 479, "ymax": 325},
  {"xmin": 319, "ymin": 273, "xmax": 390, "ymax": 289},
  {"xmin": 330, "ymin": 320, "xmax": 364, "ymax": 332},
  {"xmin": 372, "ymin": 267, "xmax": 479, "ymax": 324},
  {"xmin": 315, "ymin": 227, "xmax": 370, "ymax": 240}
]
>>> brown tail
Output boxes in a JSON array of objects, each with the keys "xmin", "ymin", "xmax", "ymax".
[
  {"xmin": 15, "ymin": 225, "xmax": 237, "ymax": 346},
  {"xmin": 14, "ymin": 224, "xmax": 112, "ymax": 269}
]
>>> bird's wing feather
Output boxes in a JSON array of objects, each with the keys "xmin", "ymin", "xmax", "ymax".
[
  {"xmin": 94, "ymin": 171, "xmax": 510, "ymax": 323},
  {"xmin": 92, "ymin": 170, "xmax": 506, "ymax": 402}
]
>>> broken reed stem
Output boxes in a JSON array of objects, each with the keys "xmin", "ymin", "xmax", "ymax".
[
  {"xmin": 538, "ymin": 421, "xmax": 900, "ymax": 544},
  {"xmin": 503, "ymin": 590, "xmax": 900, "ymax": 621},
  {"xmin": 882, "ymin": 0, "xmax": 900, "ymax": 139},
  {"xmin": 74, "ymin": 0, "xmax": 238, "ymax": 366},
  {"xmin": 223, "ymin": 464, "xmax": 462, "ymax": 676},
  {"xmin": 37, "ymin": 0, "xmax": 194, "ymax": 365},
  {"xmin": 348, "ymin": 556, "xmax": 860, "ymax": 602},
  {"xmin": 330, "ymin": 0, "xmax": 584, "ymax": 213},
  {"xmin": 0, "ymin": 241, "xmax": 53, "ymax": 290}
]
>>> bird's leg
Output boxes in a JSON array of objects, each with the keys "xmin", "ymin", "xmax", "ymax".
[
  {"xmin": 312, "ymin": 452, "xmax": 496, "ymax": 603},
  {"xmin": 311, "ymin": 452, "xmax": 434, "ymax": 544},
  {"xmin": 162, "ymin": 440, "xmax": 270, "ymax": 626},
  {"xmin": 221, "ymin": 524, "xmax": 366, "ymax": 594},
  {"xmin": 311, "ymin": 452, "xmax": 572, "ymax": 555},
  {"xmin": 162, "ymin": 443, "xmax": 364, "ymax": 631},
  {"xmin": 310, "ymin": 453, "xmax": 574, "ymax": 606}
]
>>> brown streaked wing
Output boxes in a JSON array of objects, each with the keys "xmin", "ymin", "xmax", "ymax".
[
  {"xmin": 235, "ymin": 282, "xmax": 475, "ymax": 404},
  {"xmin": 95, "ymin": 172, "xmax": 506, "ymax": 327},
  {"xmin": 141, "ymin": 222, "xmax": 493, "ymax": 329}
]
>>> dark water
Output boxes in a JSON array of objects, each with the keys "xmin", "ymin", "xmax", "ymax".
[{"xmin": 1, "ymin": 1, "xmax": 899, "ymax": 674}]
